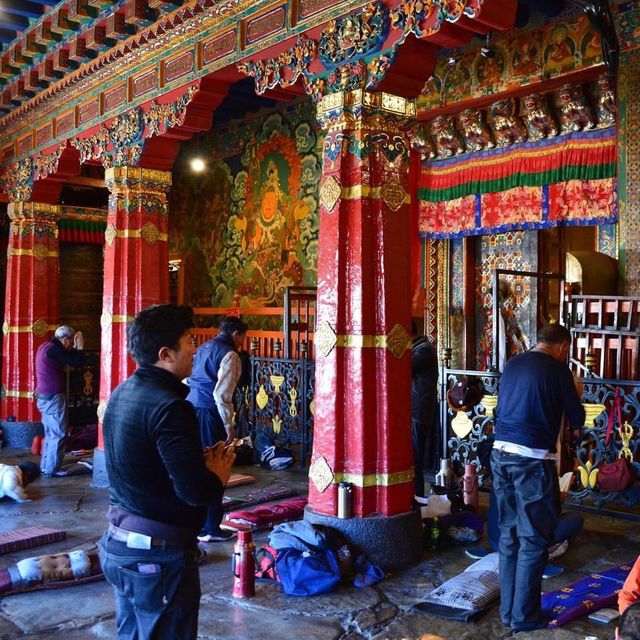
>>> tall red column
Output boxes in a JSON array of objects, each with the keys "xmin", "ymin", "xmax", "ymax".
[
  {"xmin": 306, "ymin": 90, "xmax": 421, "ymax": 569},
  {"xmin": 94, "ymin": 168, "xmax": 170, "ymax": 482},
  {"xmin": 1, "ymin": 203, "xmax": 61, "ymax": 439}
]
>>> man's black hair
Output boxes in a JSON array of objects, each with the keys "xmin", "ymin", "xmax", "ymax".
[
  {"xmin": 218, "ymin": 316, "xmax": 248, "ymax": 336},
  {"xmin": 537, "ymin": 323, "xmax": 571, "ymax": 346},
  {"xmin": 619, "ymin": 601, "xmax": 640, "ymax": 640},
  {"xmin": 127, "ymin": 304, "xmax": 195, "ymax": 366}
]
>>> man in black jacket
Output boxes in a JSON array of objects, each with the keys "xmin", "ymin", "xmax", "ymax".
[{"xmin": 99, "ymin": 304, "xmax": 235, "ymax": 640}]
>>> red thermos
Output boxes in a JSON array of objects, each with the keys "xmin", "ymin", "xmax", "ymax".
[
  {"xmin": 232, "ymin": 528, "xmax": 256, "ymax": 598},
  {"xmin": 463, "ymin": 463, "xmax": 479, "ymax": 511}
]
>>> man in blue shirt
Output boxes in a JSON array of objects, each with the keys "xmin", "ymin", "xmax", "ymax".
[{"xmin": 491, "ymin": 323, "xmax": 585, "ymax": 633}]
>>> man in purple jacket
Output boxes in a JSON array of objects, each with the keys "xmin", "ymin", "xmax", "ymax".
[{"xmin": 35, "ymin": 325, "xmax": 85, "ymax": 476}]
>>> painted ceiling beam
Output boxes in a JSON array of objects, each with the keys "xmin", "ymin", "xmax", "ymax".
[{"xmin": 517, "ymin": 0, "xmax": 565, "ymax": 16}]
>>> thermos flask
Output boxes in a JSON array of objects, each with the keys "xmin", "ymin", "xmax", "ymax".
[
  {"xmin": 232, "ymin": 527, "xmax": 256, "ymax": 598},
  {"xmin": 337, "ymin": 482, "xmax": 353, "ymax": 518},
  {"xmin": 463, "ymin": 463, "xmax": 479, "ymax": 511}
]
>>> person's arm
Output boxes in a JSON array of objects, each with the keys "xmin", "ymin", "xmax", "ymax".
[
  {"xmin": 619, "ymin": 556, "xmax": 640, "ymax": 614},
  {"xmin": 47, "ymin": 341, "xmax": 85, "ymax": 368},
  {"xmin": 560, "ymin": 366, "xmax": 585, "ymax": 428},
  {"xmin": 153, "ymin": 401, "xmax": 228, "ymax": 506},
  {"xmin": 213, "ymin": 351, "xmax": 242, "ymax": 442}
]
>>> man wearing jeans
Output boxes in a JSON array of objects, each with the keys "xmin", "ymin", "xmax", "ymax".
[
  {"xmin": 100, "ymin": 304, "xmax": 235, "ymax": 639},
  {"xmin": 491, "ymin": 323, "xmax": 584, "ymax": 633},
  {"xmin": 34, "ymin": 325, "xmax": 85, "ymax": 476}
]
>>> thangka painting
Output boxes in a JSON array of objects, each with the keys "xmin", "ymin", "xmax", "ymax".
[{"xmin": 170, "ymin": 102, "xmax": 321, "ymax": 308}]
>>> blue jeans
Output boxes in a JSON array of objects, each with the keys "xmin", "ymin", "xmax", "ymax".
[
  {"xmin": 491, "ymin": 449, "xmax": 559, "ymax": 632},
  {"xmin": 36, "ymin": 393, "xmax": 68, "ymax": 475},
  {"xmin": 99, "ymin": 532, "xmax": 201, "ymax": 640},
  {"xmin": 194, "ymin": 407, "xmax": 226, "ymax": 534}
]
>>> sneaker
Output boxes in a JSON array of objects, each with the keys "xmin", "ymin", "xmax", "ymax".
[
  {"xmin": 542, "ymin": 563, "xmax": 564, "ymax": 579},
  {"xmin": 464, "ymin": 547, "xmax": 489, "ymax": 560},
  {"xmin": 197, "ymin": 529, "xmax": 236, "ymax": 543}
]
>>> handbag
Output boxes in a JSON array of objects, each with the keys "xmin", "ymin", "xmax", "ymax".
[{"xmin": 598, "ymin": 388, "xmax": 635, "ymax": 493}]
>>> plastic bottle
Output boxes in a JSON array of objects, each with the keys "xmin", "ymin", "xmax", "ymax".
[
  {"xmin": 232, "ymin": 528, "xmax": 256, "ymax": 598},
  {"xmin": 463, "ymin": 464, "xmax": 479, "ymax": 511}
]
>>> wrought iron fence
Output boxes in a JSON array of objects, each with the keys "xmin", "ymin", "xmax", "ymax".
[
  {"xmin": 439, "ymin": 366, "xmax": 640, "ymax": 513},
  {"xmin": 65, "ymin": 350, "xmax": 99, "ymax": 427},
  {"xmin": 249, "ymin": 355, "xmax": 315, "ymax": 469}
]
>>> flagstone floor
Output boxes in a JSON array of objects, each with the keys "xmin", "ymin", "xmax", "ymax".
[{"xmin": 0, "ymin": 447, "xmax": 638, "ymax": 640}]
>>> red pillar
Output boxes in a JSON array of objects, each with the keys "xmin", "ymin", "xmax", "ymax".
[
  {"xmin": 307, "ymin": 91, "xmax": 417, "ymax": 528},
  {"xmin": 97, "ymin": 167, "xmax": 171, "ymax": 448},
  {"xmin": 1, "ymin": 202, "xmax": 61, "ymax": 428}
]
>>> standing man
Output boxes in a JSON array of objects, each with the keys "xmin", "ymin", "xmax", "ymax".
[
  {"xmin": 100, "ymin": 304, "xmax": 235, "ymax": 640},
  {"xmin": 411, "ymin": 327, "xmax": 439, "ymax": 498},
  {"xmin": 187, "ymin": 316, "xmax": 248, "ymax": 542},
  {"xmin": 491, "ymin": 323, "xmax": 585, "ymax": 633},
  {"xmin": 35, "ymin": 325, "xmax": 85, "ymax": 476}
]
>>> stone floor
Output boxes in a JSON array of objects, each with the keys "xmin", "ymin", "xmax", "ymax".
[{"xmin": 0, "ymin": 447, "xmax": 638, "ymax": 640}]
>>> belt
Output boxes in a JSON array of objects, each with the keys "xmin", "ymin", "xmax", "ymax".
[{"xmin": 107, "ymin": 524, "xmax": 186, "ymax": 549}]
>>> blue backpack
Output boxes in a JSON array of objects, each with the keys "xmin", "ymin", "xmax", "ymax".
[{"xmin": 275, "ymin": 547, "xmax": 341, "ymax": 596}]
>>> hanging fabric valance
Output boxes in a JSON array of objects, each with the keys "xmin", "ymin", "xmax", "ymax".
[
  {"xmin": 418, "ymin": 127, "xmax": 616, "ymax": 202},
  {"xmin": 59, "ymin": 218, "xmax": 106, "ymax": 244},
  {"xmin": 419, "ymin": 178, "xmax": 617, "ymax": 239}
]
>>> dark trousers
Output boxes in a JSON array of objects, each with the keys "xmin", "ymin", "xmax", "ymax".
[
  {"xmin": 491, "ymin": 449, "xmax": 559, "ymax": 632},
  {"xmin": 411, "ymin": 419, "xmax": 438, "ymax": 498},
  {"xmin": 194, "ymin": 407, "xmax": 226, "ymax": 535},
  {"xmin": 99, "ymin": 532, "xmax": 201, "ymax": 640}
]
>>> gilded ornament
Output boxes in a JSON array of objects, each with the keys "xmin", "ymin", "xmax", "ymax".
[
  {"xmin": 315, "ymin": 320, "xmax": 338, "ymax": 357},
  {"xmin": 256, "ymin": 384, "xmax": 268, "ymax": 409},
  {"xmin": 385, "ymin": 323, "xmax": 411, "ymax": 359},
  {"xmin": 309, "ymin": 398, "xmax": 315, "ymax": 416},
  {"xmin": 309, "ymin": 455, "xmax": 334, "ymax": 493},
  {"xmin": 480, "ymin": 394, "xmax": 498, "ymax": 418},
  {"xmin": 32, "ymin": 243, "xmax": 49, "ymax": 261},
  {"xmin": 380, "ymin": 176, "xmax": 407, "ymax": 211},
  {"xmin": 272, "ymin": 414, "xmax": 283, "ymax": 434},
  {"xmin": 2, "ymin": 321, "xmax": 8, "ymax": 336},
  {"xmin": 104, "ymin": 223, "xmax": 117, "ymax": 246},
  {"xmin": 620, "ymin": 421, "xmax": 635, "ymax": 461},
  {"xmin": 582, "ymin": 402, "xmax": 606, "ymax": 428},
  {"xmin": 270, "ymin": 374, "xmax": 285, "ymax": 392},
  {"xmin": 97, "ymin": 400, "xmax": 107, "ymax": 423},
  {"xmin": 31, "ymin": 318, "xmax": 49, "ymax": 338},
  {"xmin": 319, "ymin": 175, "xmax": 341, "ymax": 211},
  {"xmin": 451, "ymin": 410, "xmax": 473, "ymax": 439},
  {"xmin": 318, "ymin": 2, "xmax": 388, "ymax": 69},
  {"xmin": 289, "ymin": 387, "xmax": 298, "ymax": 416},
  {"xmin": 83, "ymin": 370, "xmax": 94, "ymax": 395},
  {"xmin": 578, "ymin": 459, "xmax": 599, "ymax": 489},
  {"xmin": 140, "ymin": 222, "xmax": 161, "ymax": 246}
]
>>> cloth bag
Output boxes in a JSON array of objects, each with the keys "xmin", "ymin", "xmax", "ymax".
[
  {"xmin": 275, "ymin": 548, "xmax": 341, "ymax": 596},
  {"xmin": 598, "ymin": 388, "xmax": 635, "ymax": 493}
]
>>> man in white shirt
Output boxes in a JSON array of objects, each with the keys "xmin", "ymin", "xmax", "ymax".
[{"xmin": 187, "ymin": 316, "xmax": 248, "ymax": 542}]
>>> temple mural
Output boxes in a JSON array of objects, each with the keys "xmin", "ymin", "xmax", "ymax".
[{"xmin": 170, "ymin": 100, "xmax": 321, "ymax": 308}]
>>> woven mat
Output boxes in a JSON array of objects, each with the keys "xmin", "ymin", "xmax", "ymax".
[{"xmin": 0, "ymin": 526, "xmax": 66, "ymax": 555}]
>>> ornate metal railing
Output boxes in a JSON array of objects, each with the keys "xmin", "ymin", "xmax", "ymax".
[
  {"xmin": 65, "ymin": 350, "xmax": 99, "ymax": 427},
  {"xmin": 249, "ymin": 355, "xmax": 315, "ymax": 469},
  {"xmin": 439, "ymin": 367, "xmax": 500, "ymax": 486},
  {"xmin": 439, "ymin": 366, "xmax": 640, "ymax": 513},
  {"xmin": 569, "ymin": 377, "xmax": 640, "ymax": 508}
]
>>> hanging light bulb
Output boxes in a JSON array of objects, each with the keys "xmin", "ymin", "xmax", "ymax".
[{"xmin": 190, "ymin": 157, "xmax": 206, "ymax": 173}]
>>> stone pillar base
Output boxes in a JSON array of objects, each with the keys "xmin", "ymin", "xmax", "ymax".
[
  {"xmin": 304, "ymin": 505, "xmax": 423, "ymax": 572},
  {"xmin": 0, "ymin": 420, "xmax": 42, "ymax": 448},
  {"xmin": 92, "ymin": 448, "xmax": 109, "ymax": 488}
]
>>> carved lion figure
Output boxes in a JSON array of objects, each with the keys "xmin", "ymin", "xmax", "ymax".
[
  {"xmin": 457, "ymin": 109, "xmax": 495, "ymax": 152},
  {"xmin": 429, "ymin": 115, "xmax": 464, "ymax": 158},
  {"xmin": 596, "ymin": 73, "xmax": 616, "ymax": 126},
  {"xmin": 488, "ymin": 98, "xmax": 527, "ymax": 147},
  {"xmin": 522, "ymin": 93, "xmax": 558, "ymax": 141},
  {"xmin": 558, "ymin": 83, "xmax": 595, "ymax": 134}
]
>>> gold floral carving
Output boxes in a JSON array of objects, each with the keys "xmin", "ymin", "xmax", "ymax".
[
  {"xmin": 315, "ymin": 320, "xmax": 338, "ymax": 357},
  {"xmin": 31, "ymin": 318, "xmax": 49, "ymax": 338},
  {"xmin": 319, "ymin": 175, "xmax": 341, "ymax": 212},
  {"xmin": 140, "ymin": 222, "xmax": 161, "ymax": 246},
  {"xmin": 256, "ymin": 384, "xmax": 268, "ymax": 409},
  {"xmin": 32, "ymin": 243, "xmax": 50, "ymax": 261},
  {"xmin": 385, "ymin": 323, "xmax": 411, "ymax": 359},
  {"xmin": 2, "ymin": 322, "xmax": 8, "ymax": 336},
  {"xmin": 104, "ymin": 223, "xmax": 117, "ymax": 246},
  {"xmin": 272, "ymin": 414, "xmax": 283, "ymax": 434},
  {"xmin": 380, "ymin": 176, "xmax": 407, "ymax": 211},
  {"xmin": 309, "ymin": 456, "xmax": 334, "ymax": 493}
]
